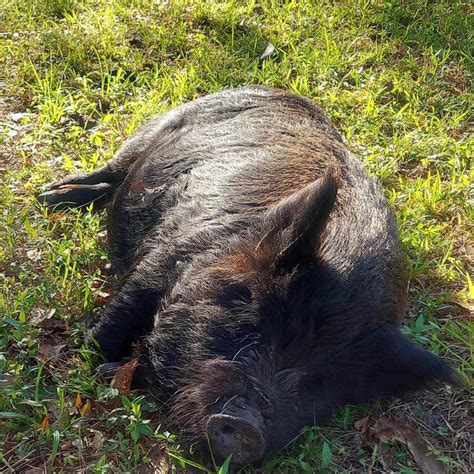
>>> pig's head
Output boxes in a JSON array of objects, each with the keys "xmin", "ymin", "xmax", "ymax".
[{"xmin": 139, "ymin": 169, "xmax": 456, "ymax": 465}]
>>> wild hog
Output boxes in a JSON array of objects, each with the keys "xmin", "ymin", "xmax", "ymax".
[{"xmin": 39, "ymin": 87, "xmax": 456, "ymax": 465}]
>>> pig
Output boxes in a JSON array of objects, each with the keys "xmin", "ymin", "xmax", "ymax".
[{"xmin": 39, "ymin": 87, "xmax": 456, "ymax": 465}]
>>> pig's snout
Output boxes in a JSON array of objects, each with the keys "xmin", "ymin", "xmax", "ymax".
[{"xmin": 206, "ymin": 413, "xmax": 265, "ymax": 464}]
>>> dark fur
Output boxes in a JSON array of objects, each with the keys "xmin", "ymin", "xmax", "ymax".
[{"xmin": 40, "ymin": 87, "xmax": 456, "ymax": 464}]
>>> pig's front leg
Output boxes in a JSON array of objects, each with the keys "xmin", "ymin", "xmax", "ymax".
[{"xmin": 89, "ymin": 260, "xmax": 166, "ymax": 361}]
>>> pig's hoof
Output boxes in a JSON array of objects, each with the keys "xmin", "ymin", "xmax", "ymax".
[
  {"xmin": 37, "ymin": 183, "xmax": 114, "ymax": 210},
  {"xmin": 207, "ymin": 414, "xmax": 265, "ymax": 465},
  {"xmin": 96, "ymin": 361, "xmax": 122, "ymax": 380}
]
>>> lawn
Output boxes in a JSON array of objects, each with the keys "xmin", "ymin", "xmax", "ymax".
[{"xmin": 0, "ymin": 0, "xmax": 472, "ymax": 472}]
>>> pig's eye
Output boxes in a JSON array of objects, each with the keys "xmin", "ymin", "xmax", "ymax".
[{"xmin": 215, "ymin": 283, "xmax": 252, "ymax": 309}]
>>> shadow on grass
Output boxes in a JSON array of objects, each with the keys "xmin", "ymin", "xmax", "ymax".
[{"xmin": 376, "ymin": 0, "xmax": 472, "ymax": 59}]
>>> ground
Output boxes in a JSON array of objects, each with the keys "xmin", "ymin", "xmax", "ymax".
[{"xmin": 0, "ymin": 0, "xmax": 472, "ymax": 472}]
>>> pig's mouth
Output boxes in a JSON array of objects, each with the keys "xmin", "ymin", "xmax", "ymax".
[
  {"xmin": 203, "ymin": 381, "xmax": 271, "ymax": 464},
  {"xmin": 166, "ymin": 363, "xmax": 272, "ymax": 464},
  {"xmin": 98, "ymin": 356, "xmax": 301, "ymax": 465},
  {"xmin": 206, "ymin": 412, "xmax": 266, "ymax": 464}
]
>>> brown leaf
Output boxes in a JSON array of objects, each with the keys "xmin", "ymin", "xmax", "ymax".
[
  {"xmin": 379, "ymin": 446, "xmax": 395, "ymax": 472},
  {"xmin": 140, "ymin": 438, "xmax": 168, "ymax": 472},
  {"xmin": 354, "ymin": 416, "xmax": 371, "ymax": 438},
  {"xmin": 26, "ymin": 249, "xmax": 42, "ymax": 262},
  {"xmin": 38, "ymin": 343, "xmax": 65, "ymax": 362},
  {"xmin": 74, "ymin": 392, "xmax": 83, "ymax": 408},
  {"xmin": 374, "ymin": 417, "xmax": 397, "ymax": 443},
  {"xmin": 39, "ymin": 318, "xmax": 66, "ymax": 330},
  {"xmin": 111, "ymin": 358, "xmax": 139, "ymax": 395},
  {"xmin": 373, "ymin": 417, "xmax": 447, "ymax": 474},
  {"xmin": 30, "ymin": 307, "xmax": 66, "ymax": 330},
  {"xmin": 0, "ymin": 372, "xmax": 16, "ymax": 388},
  {"xmin": 95, "ymin": 290, "xmax": 111, "ymax": 305},
  {"xmin": 80, "ymin": 399, "xmax": 91, "ymax": 417},
  {"xmin": 46, "ymin": 400, "xmax": 63, "ymax": 421},
  {"xmin": 30, "ymin": 307, "xmax": 56, "ymax": 325},
  {"xmin": 89, "ymin": 428, "xmax": 104, "ymax": 451},
  {"xmin": 48, "ymin": 211, "xmax": 67, "ymax": 222},
  {"xmin": 38, "ymin": 416, "xmax": 49, "ymax": 430}
]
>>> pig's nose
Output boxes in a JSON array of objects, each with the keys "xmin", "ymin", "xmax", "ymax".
[{"xmin": 206, "ymin": 414, "xmax": 265, "ymax": 465}]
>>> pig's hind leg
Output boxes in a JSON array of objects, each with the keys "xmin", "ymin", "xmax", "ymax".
[
  {"xmin": 38, "ymin": 106, "xmax": 190, "ymax": 211},
  {"xmin": 37, "ymin": 164, "xmax": 122, "ymax": 210}
]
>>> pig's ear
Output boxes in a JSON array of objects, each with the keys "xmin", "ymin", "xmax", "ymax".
[
  {"xmin": 362, "ymin": 325, "xmax": 459, "ymax": 398},
  {"xmin": 259, "ymin": 167, "xmax": 339, "ymax": 274}
]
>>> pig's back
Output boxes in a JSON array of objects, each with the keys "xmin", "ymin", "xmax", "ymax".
[{"xmin": 108, "ymin": 87, "xmax": 406, "ymax": 320}]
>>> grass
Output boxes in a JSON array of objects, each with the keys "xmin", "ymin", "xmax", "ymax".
[{"xmin": 0, "ymin": 0, "xmax": 472, "ymax": 471}]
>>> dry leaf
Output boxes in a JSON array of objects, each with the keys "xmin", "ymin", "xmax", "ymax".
[
  {"xmin": 111, "ymin": 358, "xmax": 139, "ymax": 395},
  {"xmin": 80, "ymin": 399, "xmax": 91, "ymax": 417},
  {"xmin": 354, "ymin": 416, "xmax": 371, "ymax": 438},
  {"xmin": 260, "ymin": 42, "xmax": 276, "ymax": 60},
  {"xmin": 374, "ymin": 417, "xmax": 447, "ymax": 474},
  {"xmin": 37, "ymin": 318, "xmax": 66, "ymax": 330},
  {"xmin": 0, "ymin": 372, "xmax": 16, "ymax": 388},
  {"xmin": 38, "ymin": 416, "xmax": 49, "ymax": 430},
  {"xmin": 38, "ymin": 343, "xmax": 65, "ymax": 362},
  {"xmin": 141, "ymin": 438, "xmax": 168, "ymax": 472},
  {"xmin": 30, "ymin": 307, "xmax": 56, "ymax": 325},
  {"xmin": 379, "ymin": 446, "xmax": 395, "ymax": 472},
  {"xmin": 46, "ymin": 400, "xmax": 63, "ymax": 421},
  {"xmin": 95, "ymin": 290, "xmax": 111, "ymax": 305},
  {"xmin": 75, "ymin": 392, "xmax": 83, "ymax": 408},
  {"xmin": 89, "ymin": 428, "xmax": 104, "ymax": 451},
  {"xmin": 48, "ymin": 211, "xmax": 66, "ymax": 222},
  {"xmin": 30, "ymin": 307, "xmax": 66, "ymax": 330},
  {"xmin": 26, "ymin": 249, "xmax": 42, "ymax": 262}
]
